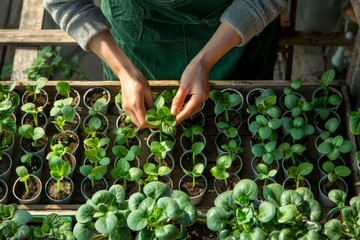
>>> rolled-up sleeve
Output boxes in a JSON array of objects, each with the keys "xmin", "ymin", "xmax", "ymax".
[
  {"xmin": 221, "ymin": 0, "xmax": 288, "ymax": 46},
  {"xmin": 42, "ymin": 0, "xmax": 110, "ymax": 50}
]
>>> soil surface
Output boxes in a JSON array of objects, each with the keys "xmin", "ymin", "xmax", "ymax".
[
  {"xmin": 181, "ymin": 135, "xmax": 205, "ymax": 151},
  {"xmin": 247, "ymin": 89, "xmax": 263, "ymax": 105},
  {"xmin": 185, "ymin": 221, "xmax": 217, "ymax": 240},
  {"xmin": 22, "ymin": 112, "xmax": 47, "ymax": 128},
  {"xmin": 84, "ymin": 88, "xmax": 109, "ymax": 108},
  {"xmin": 0, "ymin": 182, "xmax": 6, "ymax": 200},
  {"xmin": 181, "ymin": 152, "xmax": 206, "ymax": 172},
  {"xmin": 179, "ymin": 175, "xmax": 206, "ymax": 197},
  {"xmin": 116, "ymin": 114, "xmax": 138, "ymax": 131},
  {"xmin": 114, "ymin": 179, "xmax": 140, "ymax": 199},
  {"xmin": 180, "ymin": 111, "xmax": 205, "ymax": 129},
  {"xmin": 0, "ymin": 155, "xmax": 11, "ymax": 175},
  {"xmin": 14, "ymin": 176, "xmax": 41, "ymax": 200},
  {"xmin": 57, "ymin": 113, "xmax": 80, "ymax": 132},
  {"xmin": 81, "ymin": 178, "xmax": 107, "ymax": 199},
  {"xmin": 320, "ymin": 178, "xmax": 347, "ymax": 197},
  {"xmin": 21, "ymin": 135, "xmax": 48, "ymax": 152},
  {"xmin": 148, "ymin": 155, "xmax": 173, "ymax": 170},
  {"xmin": 23, "ymin": 90, "xmax": 48, "ymax": 108},
  {"xmin": 216, "ymin": 110, "xmax": 242, "ymax": 129},
  {"xmin": 283, "ymin": 178, "xmax": 310, "ymax": 190},
  {"xmin": 22, "ymin": 155, "xmax": 42, "ymax": 175},
  {"xmin": 46, "ymin": 178, "xmax": 72, "ymax": 200},
  {"xmin": 214, "ymin": 175, "xmax": 240, "ymax": 194},
  {"xmin": 53, "ymin": 132, "xmax": 79, "ymax": 153},
  {"xmin": 84, "ymin": 114, "xmax": 108, "ymax": 133}
]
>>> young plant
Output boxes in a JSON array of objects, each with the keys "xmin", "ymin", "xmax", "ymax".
[
  {"xmin": 183, "ymin": 124, "xmax": 204, "ymax": 144},
  {"xmin": 23, "ymin": 46, "xmax": 87, "ymax": 80},
  {"xmin": 113, "ymin": 126, "xmax": 136, "ymax": 148},
  {"xmin": 21, "ymin": 103, "xmax": 44, "ymax": 127},
  {"xmin": 150, "ymin": 140, "xmax": 174, "ymax": 167},
  {"xmin": 348, "ymin": 107, "xmax": 360, "ymax": 166},
  {"xmin": 73, "ymin": 185, "xmax": 130, "ymax": 240},
  {"xmin": 111, "ymin": 158, "xmax": 143, "ymax": 190},
  {"xmin": 145, "ymin": 95, "xmax": 176, "ymax": 141},
  {"xmin": 50, "ymin": 97, "xmax": 76, "ymax": 132},
  {"xmin": 318, "ymin": 117, "xmax": 340, "ymax": 141},
  {"xmin": 20, "ymin": 153, "xmax": 34, "ymax": 168},
  {"xmin": 139, "ymin": 162, "xmax": 171, "ymax": 185},
  {"xmin": 46, "ymin": 143, "xmax": 71, "ymax": 161},
  {"xmin": 115, "ymin": 90, "xmax": 122, "ymax": 110},
  {"xmin": 279, "ymin": 142, "xmax": 306, "ymax": 166},
  {"xmin": 31, "ymin": 213, "xmax": 74, "ymax": 239},
  {"xmin": 311, "ymin": 69, "xmax": 343, "ymax": 119},
  {"xmin": 184, "ymin": 163, "xmax": 204, "ymax": 188},
  {"xmin": 216, "ymin": 121, "xmax": 238, "ymax": 141},
  {"xmin": 16, "ymin": 166, "xmax": 30, "ymax": 194},
  {"xmin": 282, "ymin": 116, "xmax": 315, "ymax": 141},
  {"xmin": 112, "ymin": 144, "xmax": 143, "ymax": 163},
  {"xmin": 210, "ymin": 89, "xmax": 242, "ymax": 122},
  {"xmin": 210, "ymin": 154, "xmax": 231, "ymax": 187},
  {"xmin": 251, "ymin": 141, "xmax": 283, "ymax": 165},
  {"xmin": 322, "ymin": 161, "xmax": 351, "ymax": 185},
  {"xmin": 317, "ymin": 135, "xmax": 353, "ymax": 161},
  {"xmin": 248, "ymin": 114, "xmax": 282, "ymax": 141},
  {"xmin": 0, "ymin": 204, "xmax": 32, "ymax": 239},
  {"xmin": 190, "ymin": 141, "xmax": 205, "ymax": 166},
  {"xmin": 323, "ymin": 190, "xmax": 360, "ymax": 240},
  {"xmin": 283, "ymin": 93, "xmax": 313, "ymax": 118},
  {"xmin": 24, "ymin": 77, "xmax": 48, "ymax": 102},
  {"xmin": 220, "ymin": 139, "xmax": 243, "ymax": 161},
  {"xmin": 84, "ymin": 117, "xmax": 110, "ymax": 150},
  {"xmin": 287, "ymin": 162, "xmax": 313, "ymax": 189},
  {"xmin": 55, "ymin": 81, "xmax": 72, "ymax": 98},
  {"xmin": 49, "ymin": 156, "xmax": 71, "ymax": 193},
  {"xmin": 256, "ymin": 163, "xmax": 277, "ymax": 187},
  {"xmin": 127, "ymin": 181, "xmax": 197, "ymax": 239},
  {"xmin": 283, "ymin": 78, "xmax": 303, "ymax": 95},
  {"xmin": 88, "ymin": 97, "xmax": 107, "ymax": 116},
  {"xmin": 18, "ymin": 124, "xmax": 45, "ymax": 149},
  {"xmin": 252, "ymin": 88, "xmax": 282, "ymax": 118}
]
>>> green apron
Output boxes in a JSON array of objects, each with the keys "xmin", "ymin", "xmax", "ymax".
[{"xmin": 101, "ymin": 0, "xmax": 279, "ymax": 80}]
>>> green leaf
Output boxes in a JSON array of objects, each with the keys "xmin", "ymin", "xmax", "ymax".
[
  {"xmin": 277, "ymin": 205, "xmax": 297, "ymax": 223},
  {"xmin": 95, "ymin": 214, "xmax": 118, "ymax": 235},
  {"xmin": 206, "ymin": 207, "xmax": 227, "ymax": 231},
  {"xmin": 155, "ymin": 224, "xmax": 180, "ymax": 240},
  {"xmin": 127, "ymin": 209, "xmax": 147, "ymax": 231},
  {"xmin": 258, "ymin": 201, "xmax": 276, "ymax": 222},
  {"xmin": 75, "ymin": 204, "xmax": 95, "ymax": 223}
]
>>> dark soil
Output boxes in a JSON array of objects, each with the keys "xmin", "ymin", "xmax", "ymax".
[
  {"xmin": 247, "ymin": 89, "xmax": 263, "ymax": 105},
  {"xmin": 216, "ymin": 109, "xmax": 242, "ymax": 129},
  {"xmin": 55, "ymin": 88, "xmax": 80, "ymax": 107},
  {"xmin": 58, "ymin": 113, "xmax": 80, "ymax": 132},
  {"xmin": 158, "ymin": 175, "xmax": 173, "ymax": 189},
  {"xmin": 148, "ymin": 155, "xmax": 173, "ymax": 170},
  {"xmin": 23, "ymin": 90, "xmax": 48, "ymax": 108},
  {"xmin": 0, "ymin": 154, "xmax": 11, "ymax": 175},
  {"xmin": 214, "ymin": 175, "xmax": 240, "ymax": 194},
  {"xmin": 114, "ymin": 179, "xmax": 140, "ymax": 199},
  {"xmin": 318, "ymin": 157, "xmax": 345, "ymax": 174},
  {"xmin": 216, "ymin": 132, "xmax": 241, "ymax": 150},
  {"xmin": 0, "ymin": 181, "xmax": 7, "ymax": 200},
  {"xmin": 179, "ymin": 175, "xmax": 206, "ymax": 197},
  {"xmin": 14, "ymin": 176, "xmax": 41, "ymax": 200},
  {"xmin": 320, "ymin": 178, "xmax": 347, "ymax": 197},
  {"xmin": 22, "ymin": 155, "xmax": 42, "ymax": 175},
  {"xmin": 21, "ymin": 135, "xmax": 48, "ymax": 152},
  {"xmin": 181, "ymin": 152, "xmax": 206, "ymax": 172},
  {"xmin": 148, "ymin": 131, "xmax": 174, "ymax": 143},
  {"xmin": 283, "ymin": 154, "xmax": 307, "ymax": 172},
  {"xmin": 46, "ymin": 178, "xmax": 72, "ymax": 200},
  {"xmin": 53, "ymin": 132, "xmax": 79, "ymax": 153},
  {"xmin": 181, "ymin": 111, "xmax": 205, "ymax": 129},
  {"xmin": 22, "ymin": 112, "xmax": 47, "ymax": 128},
  {"xmin": 185, "ymin": 221, "xmax": 217, "ymax": 240},
  {"xmin": 84, "ymin": 88, "xmax": 109, "ymax": 108},
  {"xmin": 116, "ymin": 114, "xmax": 138, "ymax": 131},
  {"xmin": 83, "ymin": 114, "xmax": 108, "ymax": 133},
  {"xmin": 314, "ymin": 111, "xmax": 339, "ymax": 131},
  {"xmin": 81, "ymin": 178, "xmax": 107, "ymax": 199},
  {"xmin": 181, "ymin": 134, "xmax": 205, "ymax": 151},
  {"xmin": 283, "ymin": 178, "xmax": 310, "ymax": 190},
  {"xmin": 228, "ymin": 157, "xmax": 242, "ymax": 175}
]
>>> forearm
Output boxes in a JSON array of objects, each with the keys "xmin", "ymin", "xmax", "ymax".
[{"xmin": 193, "ymin": 22, "xmax": 242, "ymax": 71}]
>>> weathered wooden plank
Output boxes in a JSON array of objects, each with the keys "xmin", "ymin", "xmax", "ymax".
[
  {"xmin": 347, "ymin": 0, "xmax": 360, "ymax": 98},
  {"xmin": 0, "ymin": 30, "xmax": 75, "ymax": 45},
  {"xmin": 10, "ymin": 0, "xmax": 45, "ymax": 81},
  {"xmin": 279, "ymin": 31, "xmax": 354, "ymax": 46}
]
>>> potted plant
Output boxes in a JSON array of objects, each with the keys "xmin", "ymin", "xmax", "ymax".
[
  {"xmin": 251, "ymin": 141, "xmax": 282, "ymax": 178},
  {"xmin": 318, "ymin": 161, "xmax": 351, "ymax": 207},
  {"xmin": 19, "ymin": 153, "xmax": 43, "ymax": 178},
  {"xmin": 21, "ymin": 103, "xmax": 48, "ymax": 129},
  {"xmin": 111, "ymin": 158, "xmax": 143, "ymax": 198},
  {"xmin": 282, "ymin": 116, "xmax": 315, "ymax": 144},
  {"xmin": 180, "ymin": 141, "xmax": 206, "ymax": 173},
  {"xmin": 215, "ymin": 122, "xmax": 242, "ymax": 154},
  {"xmin": 13, "ymin": 166, "xmax": 42, "ymax": 204},
  {"xmin": 112, "ymin": 144, "xmax": 143, "ymax": 168},
  {"xmin": 83, "ymin": 87, "xmax": 110, "ymax": 115},
  {"xmin": 311, "ymin": 69, "xmax": 343, "ymax": 120},
  {"xmin": 250, "ymin": 88, "xmax": 282, "ymax": 119},
  {"xmin": 0, "ymin": 203, "xmax": 32, "ymax": 239},
  {"xmin": 248, "ymin": 114, "xmax": 282, "ymax": 143},
  {"xmin": 80, "ymin": 148, "xmax": 110, "ymax": 200},
  {"xmin": 19, "ymin": 124, "xmax": 48, "ymax": 158},
  {"xmin": 314, "ymin": 110, "xmax": 341, "ymax": 134},
  {"xmin": 279, "ymin": 142, "xmax": 307, "ymax": 177},
  {"xmin": 113, "ymin": 126, "xmax": 141, "ymax": 149},
  {"xmin": 83, "ymin": 117, "xmax": 110, "ymax": 151},
  {"xmin": 314, "ymin": 117, "xmax": 340, "ymax": 148},
  {"xmin": 73, "ymin": 185, "xmax": 131, "ymax": 240},
  {"xmin": 50, "ymin": 97, "xmax": 80, "ymax": 133},
  {"xmin": 30, "ymin": 213, "xmax": 74, "ymax": 239},
  {"xmin": 179, "ymin": 163, "xmax": 207, "ymax": 206},
  {"xmin": 347, "ymin": 107, "xmax": 360, "ymax": 170},
  {"xmin": 0, "ymin": 97, "xmax": 17, "ymax": 156},
  {"xmin": 246, "ymin": 87, "xmax": 264, "ymax": 105},
  {"xmin": 139, "ymin": 162, "xmax": 173, "ymax": 189},
  {"xmin": 45, "ymin": 156, "xmax": 74, "ymax": 204},
  {"xmin": 180, "ymin": 111, "xmax": 206, "ymax": 130},
  {"xmin": 22, "ymin": 77, "xmax": 49, "ymax": 108},
  {"xmin": 0, "ymin": 152, "xmax": 12, "ymax": 182},
  {"xmin": 254, "ymin": 163, "xmax": 277, "ymax": 204},
  {"xmin": 127, "ymin": 181, "xmax": 197, "ymax": 239},
  {"xmin": 283, "ymin": 162, "xmax": 313, "ymax": 190},
  {"xmin": 83, "ymin": 98, "xmax": 109, "ymax": 134},
  {"xmin": 147, "ymin": 140, "xmax": 175, "ymax": 174},
  {"xmin": 116, "ymin": 112, "xmax": 139, "ymax": 132},
  {"xmin": 54, "ymin": 81, "xmax": 80, "ymax": 107},
  {"xmin": 211, "ymin": 154, "xmax": 240, "ymax": 195},
  {"xmin": 46, "ymin": 143, "xmax": 76, "ymax": 177},
  {"xmin": 323, "ymin": 189, "xmax": 360, "ymax": 240},
  {"xmin": 114, "ymin": 90, "xmax": 124, "ymax": 114},
  {"xmin": 0, "ymin": 179, "xmax": 8, "ymax": 204},
  {"xmin": 180, "ymin": 124, "xmax": 206, "ymax": 151},
  {"xmin": 278, "ymin": 79, "xmax": 309, "ymax": 112},
  {"xmin": 317, "ymin": 135, "xmax": 352, "ymax": 161}
]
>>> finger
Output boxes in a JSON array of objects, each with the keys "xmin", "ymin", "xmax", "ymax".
[
  {"xmin": 175, "ymin": 95, "xmax": 202, "ymax": 125},
  {"xmin": 171, "ymin": 87, "xmax": 188, "ymax": 115},
  {"xmin": 127, "ymin": 110, "xmax": 140, "ymax": 128},
  {"xmin": 133, "ymin": 100, "xmax": 153, "ymax": 129},
  {"xmin": 144, "ymin": 88, "xmax": 154, "ymax": 110}
]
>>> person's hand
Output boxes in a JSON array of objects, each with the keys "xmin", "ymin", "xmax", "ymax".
[
  {"xmin": 118, "ymin": 66, "xmax": 154, "ymax": 129},
  {"xmin": 171, "ymin": 58, "xmax": 210, "ymax": 124}
]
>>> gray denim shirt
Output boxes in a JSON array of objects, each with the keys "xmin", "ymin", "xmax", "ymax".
[{"xmin": 42, "ymin": 0, "xmax": 288, "ymax": 50}]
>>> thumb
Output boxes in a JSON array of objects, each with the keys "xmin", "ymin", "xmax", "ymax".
[{"xmin": 171, "ymin": 87, "xmax": 188, "ymax": 115}]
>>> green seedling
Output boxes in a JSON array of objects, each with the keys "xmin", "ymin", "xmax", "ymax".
[
  {"xmin": 183, "ymin": 124, "xmax": 203, "ymax": 144},
  {"xmin": 287, "ymin": 162, "xmax": 313, "ymax": 189},
  {"xmin": 18, "ymin": 124, "xmax": 45, "ymax": 148},
  {"xmin": 210, "ymin": 154, "xmax": 231, "ymax": 187},
  {"xmin": 210, "ymin": 89, "xmax": 242, "ymax": 122},
  {"xmin": 184, "ymin": 163, "xmax": 204, "ymax": 188},
  {"xmin": 49, "ymin": 156, "xmax": 71, "ymax": 193},
  {"xmin": 16, "ymin": 166, "xmax": 30, "ymax": 193},
  {"xmin": 21, "ymin": 103, "xmax": 43, "ymax": 127},
  {"xmin": 111, "ymin": 158, "xmax": 143, "ymax": 190},
  {"xmin": 25, "ymin": 77, "xmax": 48, "ymax": 102}
]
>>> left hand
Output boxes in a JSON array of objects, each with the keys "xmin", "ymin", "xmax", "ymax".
[{"xmin": 171, "ymin": 58, "xmax": 210, "ymax": 124}]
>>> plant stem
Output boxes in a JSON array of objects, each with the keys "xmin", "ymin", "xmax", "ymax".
[
  {"xmin": 225, "ymin": 109, "xmax": 229, "ymax": 123},
  {"xmin": 25, "ymin": 181, "xmax": 29, "ymax": 193},
  {"xmin": 34, "ymin": 112, "xmax": 38, "ymax": 127},
  {"xmin": 123, "ymin": 179, "xmax": 127, "ymax": 190},
  {"xmin": 57, "ymin": 179, "xmax": 61, "ymax": 193},
  {"xmin": 91, "ymin": 179, "xmax": 95, "ymax": 189},
  {"xmin": 192, "ymin": 176, "xmax": 196, "ymax": 188}
]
